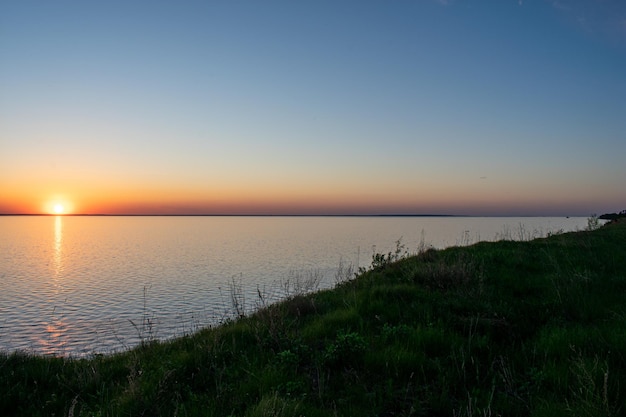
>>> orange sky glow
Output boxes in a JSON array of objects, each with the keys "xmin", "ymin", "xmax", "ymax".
[{"xmin": 1, "ymin": 176, "xmax": 620, "ymax": 216}]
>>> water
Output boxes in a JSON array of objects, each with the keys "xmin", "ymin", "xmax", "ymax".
[{"xmin": 0, "ymin": 215, "xmax": 587, "ymax": 356}]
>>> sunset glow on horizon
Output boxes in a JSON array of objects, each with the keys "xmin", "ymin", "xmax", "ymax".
[{"xmin": 1, "ymin": 1, "xmax": 624, "ymax": 217}]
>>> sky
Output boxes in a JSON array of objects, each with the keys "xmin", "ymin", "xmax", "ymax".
[{"xmin": 1, "ymin": 0, "xmax": 625, "ymax": 216}]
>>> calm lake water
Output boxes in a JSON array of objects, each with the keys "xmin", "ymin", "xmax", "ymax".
[{"xmin": 1, "ymin": 215, "xmax": 587, "ymax": 356}]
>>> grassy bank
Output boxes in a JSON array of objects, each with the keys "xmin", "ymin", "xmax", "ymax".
[{"xmin": 2, "ymin": 222, "xmax": 626, "ymax": 416}]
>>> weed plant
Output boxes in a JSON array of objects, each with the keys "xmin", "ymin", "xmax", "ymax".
[{"xmin": 2, "ymin": 222, "xmax": 626, "ymax": 416}]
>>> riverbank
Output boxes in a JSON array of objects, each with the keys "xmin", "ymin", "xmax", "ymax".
[{"xmin": 2, "ymin": 222, "xmax": 625, "ymax": 416}]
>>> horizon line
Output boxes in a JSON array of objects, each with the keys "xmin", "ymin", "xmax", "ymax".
[
  {"xmin": 0, "ymin": 213, "xmax": 461, "ymax": 217},
  {"xmin": 0, "ymin": 213, "xmax": 580, "ymax": 218}
]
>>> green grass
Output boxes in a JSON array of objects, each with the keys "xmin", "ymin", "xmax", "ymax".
[{"xmin": 2, "ymin": 222, "xmax": 626, "ymax": 416}]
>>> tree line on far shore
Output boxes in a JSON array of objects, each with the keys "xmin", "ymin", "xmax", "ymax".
[{"xmin": 599, "ymin": 209, "xmax": 626, "ymax": 221}]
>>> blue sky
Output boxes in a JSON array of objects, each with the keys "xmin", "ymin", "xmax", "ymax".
[{"xmin": 1, "ymin": 0, "xmax": 625, "ymax": 215}]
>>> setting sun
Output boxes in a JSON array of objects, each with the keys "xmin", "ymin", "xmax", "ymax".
[{"xmin": 44, "ymin": 198, "xmax": 74, "ymax": 215}]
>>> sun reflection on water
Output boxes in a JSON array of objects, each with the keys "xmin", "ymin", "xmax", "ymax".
[
  {"xmin": 39, "ymin": 319, "xmax": 69, "ymax": 356},
  {"xmin": 53, "ymin": 215, "xmax": 63, "ymax": 276},
  {"xmin": 43, "ymin": 216, "xmax": 68, "ymax": 355}
]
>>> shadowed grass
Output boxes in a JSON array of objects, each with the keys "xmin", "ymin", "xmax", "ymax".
[{"xmin": 2, "ymin": 222, "xmax": 625, "ymax": 416}]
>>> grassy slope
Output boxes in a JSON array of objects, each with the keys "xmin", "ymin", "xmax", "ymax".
[{"xmin": 2, "ymin": 222, "xmax": 625, "ymax": 416}]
